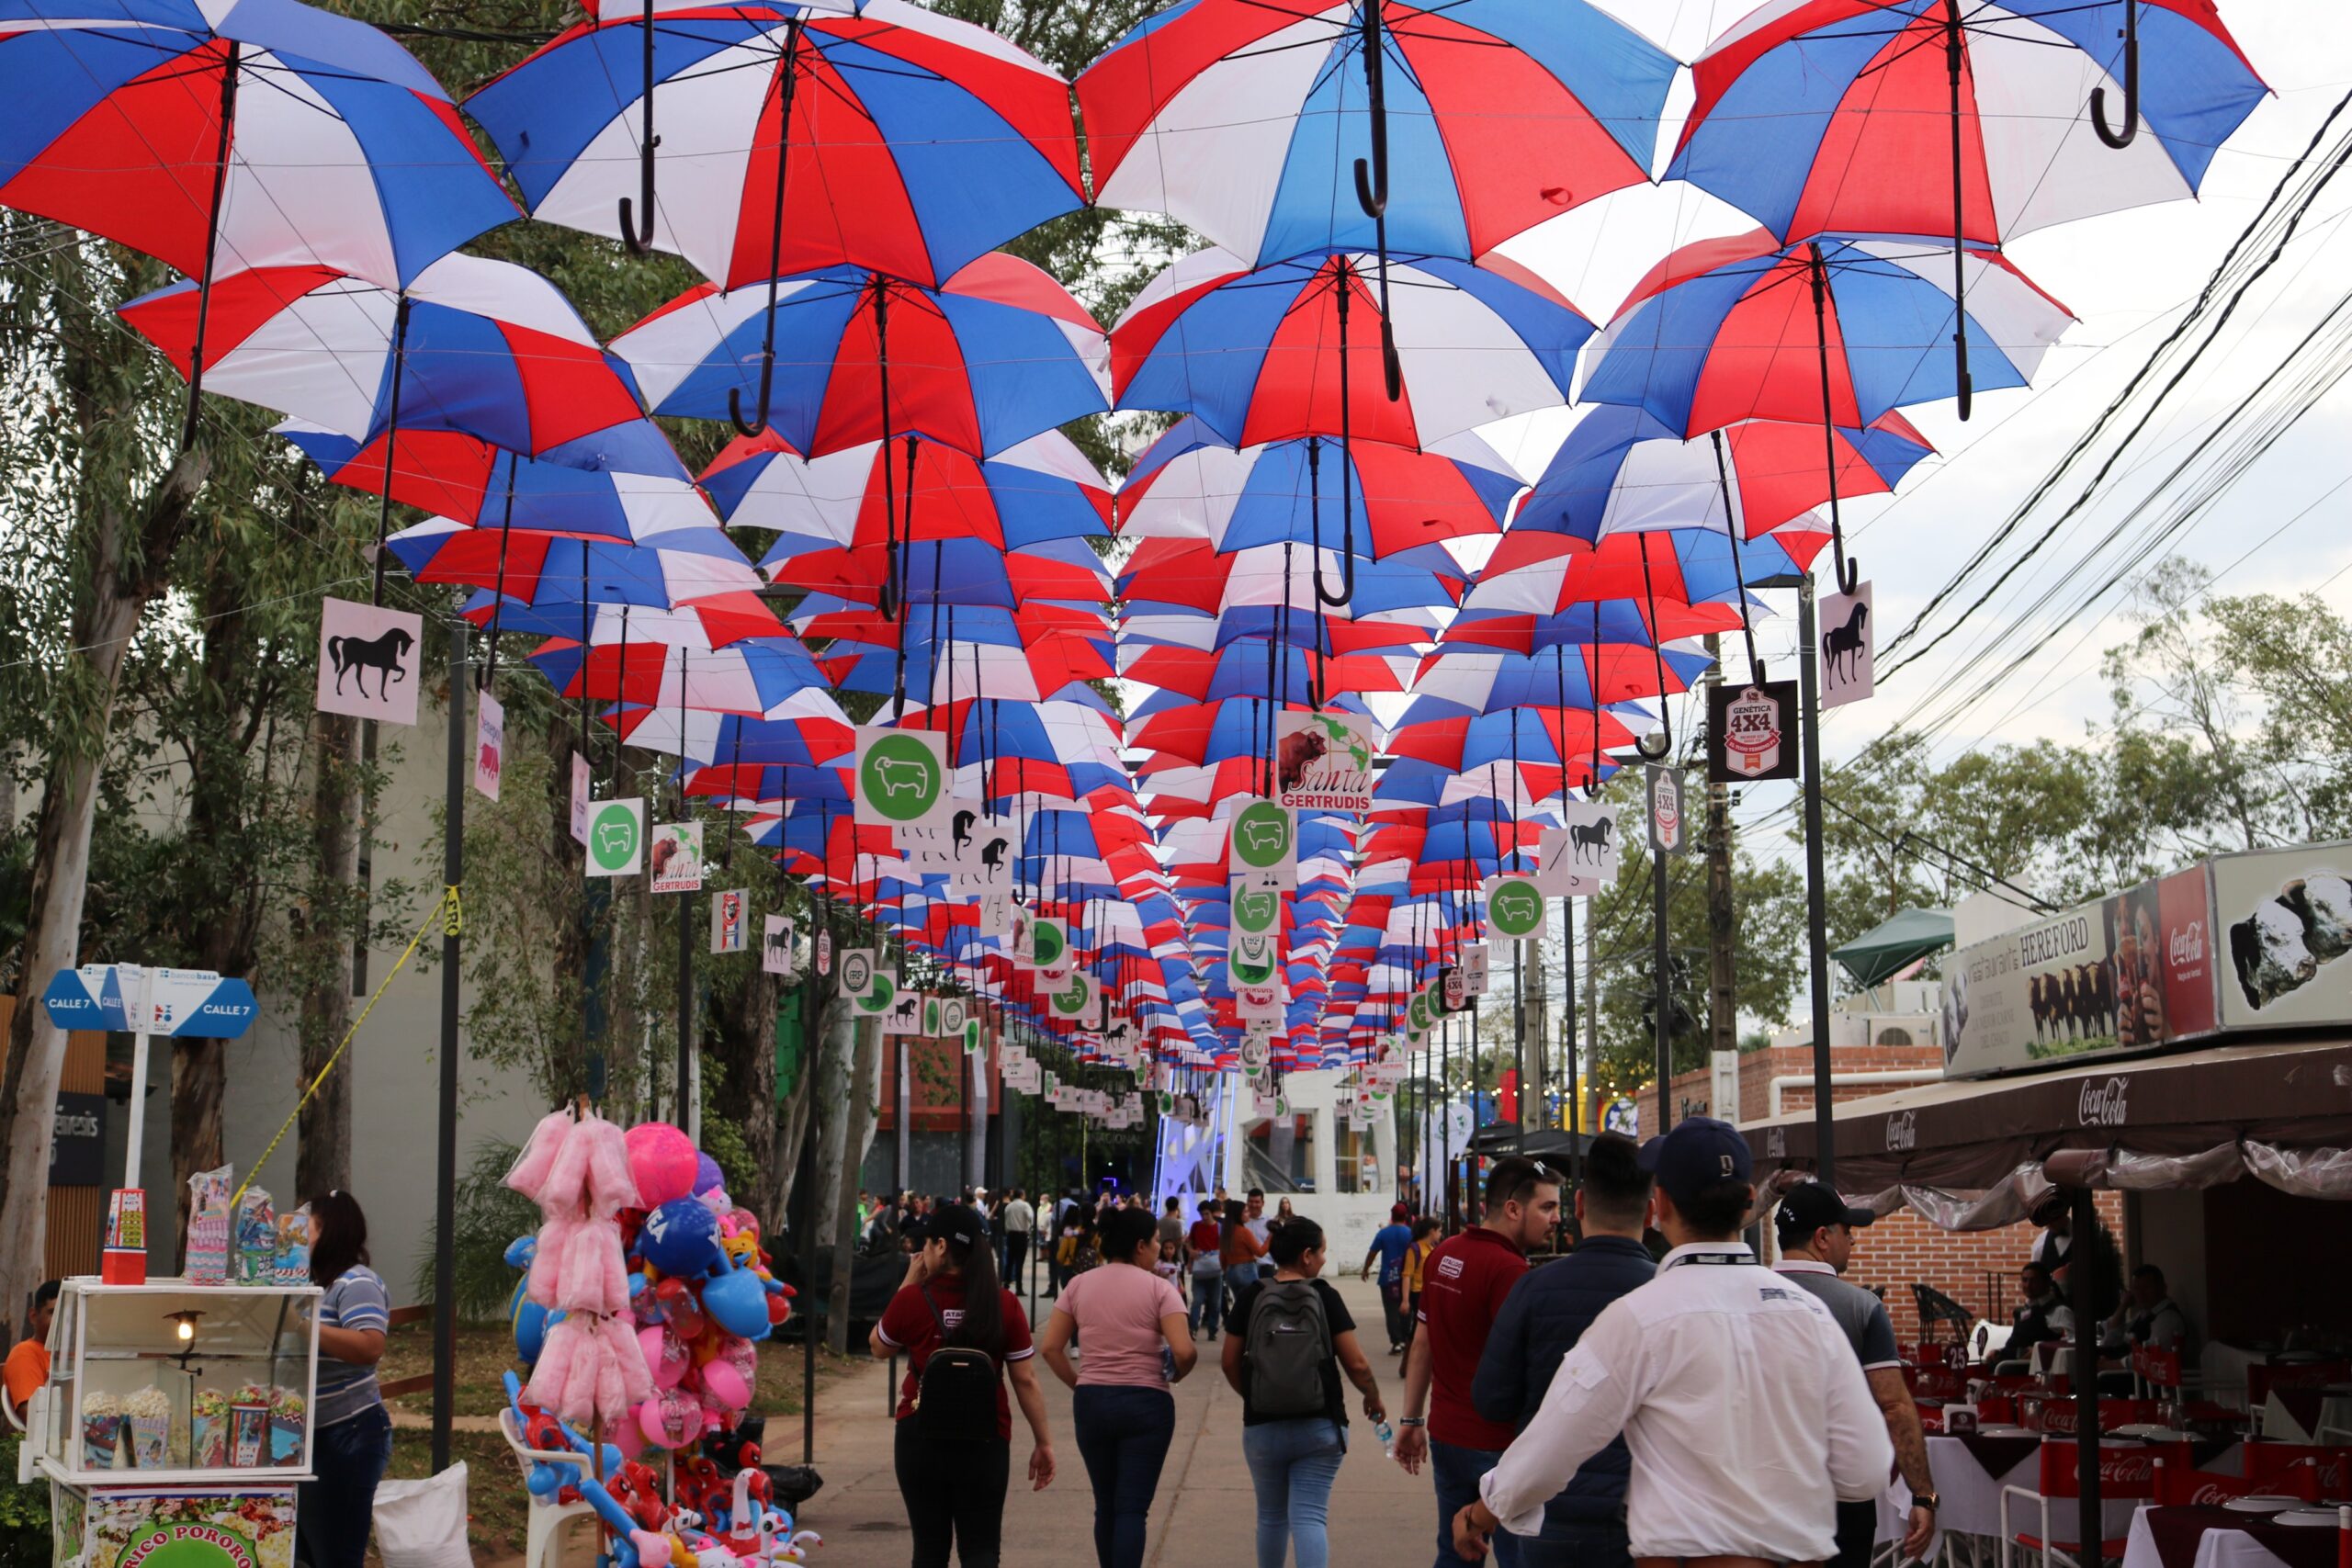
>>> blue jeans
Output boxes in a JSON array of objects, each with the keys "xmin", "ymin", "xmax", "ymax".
[
  {"xmin": 1223, "ymin": 1265, "xmax": 1260, "ymax": 1325},
  {"xmin": 1071, "ymin": 1384, "xmax": 1176, "ymax": 1568},
  {"xmin": 1514, "ymin": 1523, "xmax": 1629, "ymax": 1568},
  {"xmin": 1192, "ymin": 1270, "xmax": 1224, "ymax": 1335},
  {"xmin": 1242, "ymin": 1417, "xmax": 1346, "ymax": 1568},
  {"xmin": 1431, "ymin": 1438, "xmax": 1519, "ymax": 1568},
  {"xmin": 297, "ymin": 1404, "xmax": 392, "ymax": 1568}
]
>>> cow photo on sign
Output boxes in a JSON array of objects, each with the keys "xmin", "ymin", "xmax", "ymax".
[
  {"xmin": 315, "ymin": 597, "xmax": 424, "ymax": 727},
  {"xmin": 1274, "ymin": 711, "xmax": 1376, "ymax": 812},
  {"xmin": 1820, "ymin": 581, "xmax": 1873, "ymax": 707},
  {"xmin": 1707, "ymin": 680, "xmax": 1797, "ymax": 783}
]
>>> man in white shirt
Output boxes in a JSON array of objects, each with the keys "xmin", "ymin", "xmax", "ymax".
[
  {"xmin": 1001, "ymin": 1188, "xmax": 1036, "ymax": 1293},
  {"xmin": 1453, "ymin": 1119, "xmax": 1893, "ymax": 1567}
]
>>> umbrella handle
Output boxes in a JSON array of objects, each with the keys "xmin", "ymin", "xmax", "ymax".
[
  {"xmin": 2091, "ymin": 1, "xmax": 2140, "ymax": 149},
  {"xmin": 1380, "ymin": 317, "xmax": 1401, "ymax": 403},
  {"xmin": 1832, "ymin": 534, "xmax": 1861, "ymax": 598},
  {"xmin": 1634, "ymin": 725, "xmax": 1671, "ymax": 762},
  {"xmin": 620, "ymin": 0, "xmax": 660, "ymax": 254},
  {"xmin": 729, "ymin": 352, "xmax": 775, "ymax": 437}
]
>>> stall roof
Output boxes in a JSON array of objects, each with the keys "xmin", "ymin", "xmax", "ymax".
[
  {"xmin": 1742, "ymin": 1035, "xmax": 2352, "ymax": 1191},
  {"xmin": 1832, "ymin": 907, "xmax": 1953, "ymax": 988}
]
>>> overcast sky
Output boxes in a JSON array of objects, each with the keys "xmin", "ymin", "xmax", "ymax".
[{"xmin": 1466, "ymin": 2, "xmax": 2352, "ymax": 875}]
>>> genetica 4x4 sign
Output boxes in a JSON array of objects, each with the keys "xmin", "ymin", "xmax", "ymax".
[{"xmin": 1708, "ymin": 680, "xmax": 1797, "ymax": 783}]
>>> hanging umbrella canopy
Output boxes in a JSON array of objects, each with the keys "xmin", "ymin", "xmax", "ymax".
[
  {"xmin": 1116, "ymin": 538, "xmax": 1465, "ymax": 617},
  {"xmin": 1833, "ymin": 906, "xmax": 1955, "ymax": 988},
  {"xmin": 1121, "ymin": 643, "xmax": 1416, "ymax": 706},
  {"xmin": 1120, "ymin": 604, "xmax": 1440, "ymax": 657},
  {"xmin": 1076, "ymin": 0, "xmax": 1675, "ymax": 267},
  {"xmin": 1516, "ymin": 405, "xmax": 1933, "ymax": 544},
  {"xmin": 529, "ymin": 635, "xmax": 831, "ymax": 716},
  {"xmin": 277, "ymin": 417, "xmax": 691, "ymax": 523},
  {"xmin": 611, "ymin": 255, "xmax": 1108, "ymax": 458},
  {"xmin": 704, "ymin": 426, "xmax": 1110, "ymax": 552},
  {"xmin": 1577, "ymin": 230, "xmax": 2074, "ymax": 436},
  {"xmin": 1669, "ymin": 1, "xmax": 2265, "ymax": 254},
  {"xmin": 1112, "ymin": 247, "xmax": 1591, "ymax": 449},
  {"xmin": 121, "ymin": 255, "xmax": 648, "ymax": 455},
  {"xmin": 386, "ymin": 520, "xmax": 763, "ymax": 607},
  {"xmin": 1118, "ymin": 418, "xmax": 1520, "ymax": 557},
  {"xmin": 763, "ymin": 533, "xmax": 1110, "ymax": 611},
  {"xmin": 1402, "ymin": 644, "xmax": 1711, "ymax": 721},
  {"xmin": 458, "ymin": 590, "xmax": 785, "ymax": 649},
  {"xmin": 465, "ymin": 0, "xmax": 1083, "ymax": 290},
  {"xmin": 0, "ymin": 0, "xmax": 514, "ymax": 288},
  {"xmin": 613, "ymin": 693, "xmax": 855, "ymax": 765}
]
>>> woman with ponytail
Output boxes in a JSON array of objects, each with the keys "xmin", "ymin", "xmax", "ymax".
[{"xmin": 871, "ymin": 1203, "xmax": 1056, "ymax": 1566}]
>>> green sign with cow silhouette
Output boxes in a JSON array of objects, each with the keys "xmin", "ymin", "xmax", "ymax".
[
  {"xmin": 1485, "ymin": 874, "xmax": 1547, "ymax": 942},
  {"xmin": 854, "ymin": 725, "xmax": 950, "ymax": 831}
]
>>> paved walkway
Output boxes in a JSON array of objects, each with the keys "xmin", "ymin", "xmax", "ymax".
[{"xmin": 805, "ymin": 1272, "xmax": 1443, "ymax": 1567}]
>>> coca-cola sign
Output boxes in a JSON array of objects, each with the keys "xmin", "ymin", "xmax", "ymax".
[
  {"xmin": 1885, "ymin": 1111, "xmax": 1917, "ymax": 1151},
  {"xmin": 2077, "ymin": 1076, "xmax": 2131, "ymax": 1127}
]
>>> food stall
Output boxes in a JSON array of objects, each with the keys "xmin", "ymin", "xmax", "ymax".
[{"xmin": 13, "ymin": 1278, "xmax": 320, "ymax": 1568}]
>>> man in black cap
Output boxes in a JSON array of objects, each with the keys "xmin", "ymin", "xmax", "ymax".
[
  {"xmin": 1453, "ymin": 1119, "xmax": 1890, "ymax": 1567},
  {"xmin": 1774, "ymin": 1183, "xmax": 1937, "ymax": 1568}
]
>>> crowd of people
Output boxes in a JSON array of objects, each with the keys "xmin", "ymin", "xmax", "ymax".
[{"xmin": 859, "ymin": 1129, "xmax": 1962, "ymax": 1568}]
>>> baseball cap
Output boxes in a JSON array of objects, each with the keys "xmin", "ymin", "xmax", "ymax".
[
  {"xmin": 1390, "ymin": 1202, "xmax": 1411, "ymax": 1222},
  {"xmin": 1637, "ymin": 1116, "xmax": 1752, "ymax": 1210},
  {"xmin": 1774, "ymin": 1181, "xmax": 1876, "ymax": 1247}
]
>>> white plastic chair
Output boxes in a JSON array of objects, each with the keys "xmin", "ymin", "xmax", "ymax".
[{"xmin": 498, "ymin": 1406, "xmax": 602, "ymax": 1568}]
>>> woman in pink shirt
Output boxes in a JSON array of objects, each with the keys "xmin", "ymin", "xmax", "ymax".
[{"xmin": 1038, "ymin": 1207, "xmax": 1198, "ymax": 1568}]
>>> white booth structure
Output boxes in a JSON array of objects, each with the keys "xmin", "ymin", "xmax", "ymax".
[{"xmin": 1153, "ymin": 1068, "xmax": 1399, "ymax": 1260}]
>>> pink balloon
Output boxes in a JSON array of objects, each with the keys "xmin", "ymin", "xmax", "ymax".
[
  {"xmin": 624, "ymin": 1123, "xmax": 699, "ymax": 1209},
  {"xmin": 698, "ymin": 1359, "xmax": 751, "ymax": 1415},
  {"xmin": 637, "ymin": 1325, "xmax": 689, "ymax": 1390},
  {"xmin": 635, "ymin": 1386, "xmax": 697, "ymax": 1450},
  {"xmin": 613, "ymin": 1417, "xmax": 646, "ymax": 1462}
]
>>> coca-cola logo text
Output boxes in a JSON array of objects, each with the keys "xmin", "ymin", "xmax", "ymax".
[
  {"xmin": 2169, "ymin": 919, "xmax": 2205, "ymax": 966},
  {"xmin": 2078, "ymin": 1076, "xmax": 2131, "ymax": 1126},
  {"xmin": 1886, "ymin": 1111, "xmax": 1917, "ymax": 1151}
]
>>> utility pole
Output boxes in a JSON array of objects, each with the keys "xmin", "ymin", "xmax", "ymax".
[
  {"xmin": 1703, "ymin": 633, "xmax": 1738, "ymax": 1057},
  {"xmin": 1583, "ymin": 891, "xmax": 1599, "ymax": 1135},
  {"xmin": 1521, "ymin": 934, "xmax": 1548, "ymax": 1139}
]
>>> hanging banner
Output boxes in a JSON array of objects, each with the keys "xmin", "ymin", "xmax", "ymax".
[
  {"xmin": 816, "ymin": 927, "xmax": 833, "ymax": 976},
  {"xmin": 1440, "ymin": 964, "xmax": 1466, "ymax": 1014},
  {"xmin": 1645, "ymin": 766, "xmax": 1688, "ymax": 855},
  {"xmin": 854, "ymin": 725, "xmax": 951, "ymax": 832},
  {"xmin": 1009, "ymin": 904, "xmax": 1036, "ymax": 965},
  {"xmin": 964, "ymin": 1017, "xmax": 984, "ymax": 1055},
  {"xmin": 761, "ymin": 914, "xmax": 796, "ymax": 976},
  {"xmin": 1033, "ymin": 917, "xmax": 1071, "ymax": 978},
  {"xmin": 472, "ymin": 688, "xmax": 505, "ymax": 802},
  {"xmin": 1047, "ymin": 971, "xmax": 1098, "ymax": 1025},
  {"xmin": 1228, "ymin": 931, "xmax": 1278, "ymax": 987},
  {"xmin": 585, "ymin": 798, "xmax": 644, "ymax": 878},
  {"xmin": 650, "ymin": 822, "xmax": 704, "ymax": 893},
  {"xmin": 1236, "ymin": 980, "xmax": 1283, "ymax": 1023},
  {"xmin": 2214, "ymin": 845, "xmax": 2352, "ymax": 1029},
  {"xmin": 570, "ymin": 751, "xmax": 593, "ymax": 845},
  {"xmin": 1484, "ymin": 873, "xmax": 1548, "ymax": 943},
  {"xmin": 314, "ymin": 597, "xmax": 423, "ymax": 727},
  {"xmin": 1228, "ymin": 796, "xmax": 1297, "ymax": 887},
  {"xmin": 973, "ymin": 891, "xmax": 1014, "ymax": 941},
  {"xmin": 941, "ymin": 997, "xmax": 969, "ymax": 1038},
  {"xmin": 854, "ymin": 965, "xmax": 900, "ymax": 1020},
  {"xmin": 1540, "ymin": 798, "xmax": 1621, "ymax": 896},
  {"xmin": 949, "ymin": 807, "xmax": 1016, "ymax": 891},
  {"xmin": 1708, "ymin": 680, "xmax": 1798, "ymax": 783},
  {"xmin": 1230, "ymin": 877, "xmax": 1282, "ymax": 937},
  {"xmin": 1820, "ymin": 581, "xmax": 1873, "ymax": 709},
  {"xmin": 838, "ymin": 947, "xmax": 877, "ymax": 999},
  {"xmin": 881, "ymin": 987, "xmax": 925, "ymax": 1035},
  {"xmin": 1274, "ymin": 711, "xmax": 1376, "ymax": 813},
  {"xmin": 709, "ymin": 888, "xmax": 747, "ymax": 953}
]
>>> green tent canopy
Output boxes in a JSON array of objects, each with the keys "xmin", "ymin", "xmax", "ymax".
[{"xmin": 1833, "ymin": 908, "xmax": 1954, "ymax": 989}]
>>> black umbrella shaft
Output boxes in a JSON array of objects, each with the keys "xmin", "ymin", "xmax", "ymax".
[
  {"xmin": 1943, "ymin": 0, "xmax": 1973, "ymax": 417},
  {"xmin": 182, "ymin": 42, "xmax": 240, "ymax": 452},
  {"xmin": 1797, "ymin": 575, "xmax": 1837, "ymax": 1187},
  {"xmin": 1710, "ymin": 431, "xmax": 1763, "ymax": 682},
  {"xmin": 371, "ymin": 296, "xmax": 413, "ymax": 608}
]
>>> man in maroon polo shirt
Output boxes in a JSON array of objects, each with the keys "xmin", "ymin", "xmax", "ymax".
[{"xmin": 1395, "ymin": 1156, "xmax": 1562, "ymax": 1568}]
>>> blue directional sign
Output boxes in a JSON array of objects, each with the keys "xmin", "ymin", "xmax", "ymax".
[{"xmin": 42, "ymin": 964, "xmax": 258, "ymax": 1039}]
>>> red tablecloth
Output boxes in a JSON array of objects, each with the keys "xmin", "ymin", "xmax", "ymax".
[{"xmin": 2142, "ymin": 1506, "xmax": 2341, "ymax": 1568}]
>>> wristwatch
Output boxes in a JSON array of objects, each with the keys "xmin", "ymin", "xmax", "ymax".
[
  {"xmin": 1914, "ymin": 1493, "xmax": 1940, "ymax": 1512},
  {"xmin": 1398, "ymin": 1416, "xmax": 1427, "ymax": 1427}
]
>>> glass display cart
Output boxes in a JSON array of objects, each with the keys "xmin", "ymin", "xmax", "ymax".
[{"xmin": 14, "ymin": 1278, "xmax": 320, "ymax": 1568}]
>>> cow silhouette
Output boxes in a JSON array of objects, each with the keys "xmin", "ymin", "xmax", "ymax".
[
  {"xmin": 1235, "ymin": 890, "xmax": 1277, "ymax": 929},
  {"xmin": 1568, "ymin": 816, "xmax": 1613, "ymax": 863},
  {"xmin": 872, "ymin": 755, "xmax": 933, "ymax": 797},
  {"xmin": 1493, "ymin": 892, "xmax": 1537, "ymax": 927},
  {"xmin": 595, "ymin": 820, "xmax": 635, "ymax": 861},
  {"xmin": 326, "ymin": 626, "xmax": 415, "ymax": 703},
  {"xmin": 1825, "ymin": 601, "xmax": 1870, "ymax": 686},
  {"xmin": 1238, "ymin": 818, "xmax": 1286, "ymax": 856}
]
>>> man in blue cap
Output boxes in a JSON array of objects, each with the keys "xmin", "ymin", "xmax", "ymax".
[{"xmin": 1450, "ymin": 1118, "xmax": 1892, "ymax": 1568}]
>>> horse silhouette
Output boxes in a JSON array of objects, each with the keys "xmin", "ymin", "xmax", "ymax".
[
  {"xmin": 1568, "ymin": 816, "xmax": 1614, "ymax": 863},
  {"xmin": 1825, "ymin": 601, "xmax": 1870, "ymax": 687},
  {"xmin": 327, "ymin": 626, "xmax": 416, "ymax": 703}
]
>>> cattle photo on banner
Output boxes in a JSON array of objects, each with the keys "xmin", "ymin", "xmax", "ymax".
[
  {"xmin": 854, "ymin": 725, "xmax": 952, "ymax": 832},
  {"xmin": 1646, "ymin": 766, "xmax": 1688, "ymax": 854},
  {"xmin": 1707, "ymin": 680, "xmax": 1798, "ymax": 782},
  {"xmin": 1274, "ymin": 711, "xmax": 1375, "ymax": 812},
  {"xmin": 1820, "ymin": 581, "xmax": 1873, "ymax": 708},
  {"xmin": 650, "ymin": 822, "xmax": 704, "ymax": 893},
  {"xmin": 570, "ymin": 752, "xmax": 593, "ymax": 845},
  {"xmin": 315, "ymin": 597, "xmax": 424, "ymax": 726},
  {"xmin": 473, "ymin": 688, "xmax": 504, "ymax": 801}
]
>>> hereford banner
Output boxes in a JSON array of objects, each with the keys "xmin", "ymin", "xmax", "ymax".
[{"xmin": 1940, "ymin": 865, "xmax": 2217, "ymax": 1079}]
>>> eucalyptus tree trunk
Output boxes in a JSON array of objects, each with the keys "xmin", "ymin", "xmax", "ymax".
[
  {"xmin": 0, "ymin": 448, "xmax": 209, "ymax": 1323},
  {"xmin": 295, "ymin": 709, "xmax": 362, "ymax": 1202},
  {"xmin": 827, "ymin": 1014, "xmax": 881, "ymax": 1356}
]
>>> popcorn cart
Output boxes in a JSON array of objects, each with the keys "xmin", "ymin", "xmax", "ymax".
[{"xmin": 13, "ymin": 1279, "xmax": 320, "ymax": 1568}]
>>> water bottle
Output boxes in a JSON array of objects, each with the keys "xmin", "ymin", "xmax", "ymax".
[{"xmin": 1376, "ymin": 1420, "xmax": 1396, "ymax": 1460}]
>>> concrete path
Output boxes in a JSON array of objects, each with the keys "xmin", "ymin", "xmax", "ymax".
[{"xmin": 805, "ymin": 1272, "xmax": 1443, "ymax": 1568}]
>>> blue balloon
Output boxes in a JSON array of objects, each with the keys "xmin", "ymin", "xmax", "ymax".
[
  {"xmin": 514, "ymin": 1297, "xmax": 550, "ymax": 1364},
  {"xmin": 638, "ymin": 1198, "xmax": 722, "ymax": 1278}
]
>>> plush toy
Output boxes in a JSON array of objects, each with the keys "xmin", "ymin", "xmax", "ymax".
[{"xmin": 693, "ymin": 1153, "xmax": 725, "ymax": 1197}]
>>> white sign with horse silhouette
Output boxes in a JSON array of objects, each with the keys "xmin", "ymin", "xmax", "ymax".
[
  {"xmin": 1820, "ymin": 581, "xmax": 1873, "ymax": 708},
  {"xmin": 1274, "ymin": 711, "xmax": 1376, "ymax": 813},
  {"xmin": 315, "ymin": 597, "xmax": 424, "ymax": 726},
  {"xmin": 1538, "ymin": 798, "xmax": 1620, "ymax": 897}
]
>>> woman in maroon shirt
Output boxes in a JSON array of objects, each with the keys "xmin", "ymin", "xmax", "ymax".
[{"xmin": 871, "ymin": 1204, "xmax": 1057, "ymax": 1566}]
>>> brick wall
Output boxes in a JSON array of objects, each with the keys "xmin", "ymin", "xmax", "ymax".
[{"xmin": 1599, "ymin": 1043, "xmax": 2129, "ymax": 1340}]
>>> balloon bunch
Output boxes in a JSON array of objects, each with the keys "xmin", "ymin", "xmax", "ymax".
[{"xmin": 503, "ymin": 1373, "xmax": 820, "ymax": 1568}]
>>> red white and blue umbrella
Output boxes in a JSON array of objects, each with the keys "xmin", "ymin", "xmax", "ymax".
[
  {"xmin": 612, "ymin": 255, "xmax": 1107, "ymax": 458},
  {"xmin": 122, "ymin": 256, "xmax": 649, "ymax": 459},
  {"xmin": 0, "ymin": 0, "xmax": 513, "ymax": 289},
  {"xmin": 465, "ymin": 0, "xmax": 1081, "ymax": 291},
  {"xmin": 385, "ymin": 521, "xmax": 763, "ymax": 608},
  {"xmin": 528, "ymin": 636, "xmax": 831, "ymax": 716},
  {"xmin": 276, "ymin": 419, "xmax": 692, "ymax": 526}
]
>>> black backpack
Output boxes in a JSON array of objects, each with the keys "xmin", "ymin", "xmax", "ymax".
[
  {"xmin": 1244, "ymin": 1280, "xmax": 1331, "ymax": 1420},
  {"xmin": 912, "ymin": 1289, "xmax": 1001, "ymax": 1442}
]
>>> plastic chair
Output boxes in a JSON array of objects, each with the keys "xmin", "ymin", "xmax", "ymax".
[
  {"xmin": 499, "ymin": 1407, "xmax": 602, "ymax": 1568},
  {"xmin": 1999, "ymin": 1438, "xmax": 2157, "ymax": 1568},
  {"xmin": 2154, "ymin": 1450, "xmax": 2318, "ymax": 1506},
  {"xmin": 2246, "ymin": 1441, "xmax": 2352, "ymax": 1501}
]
